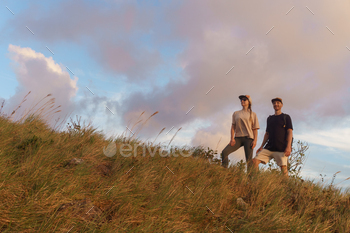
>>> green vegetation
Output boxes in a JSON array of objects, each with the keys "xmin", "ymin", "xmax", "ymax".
[{"xmin": 0, "ymin": 99, "xmax": 350, "ymax": 232}]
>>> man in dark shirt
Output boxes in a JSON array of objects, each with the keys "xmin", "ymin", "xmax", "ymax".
[{"xmin": 252, "ymin": 97, "xmax": 293, "ymax": 177}]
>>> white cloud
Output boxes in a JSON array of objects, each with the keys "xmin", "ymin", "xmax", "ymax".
[
  {"xmin": 9, "ymin": 45, "xmax": 65, "ymax": 75},
  {"xmin": 295, "ymin": 127, "xmax": 350, "ymax": 151},
  {"xmin": 3, "ymin": 44, "xmax": 78, "ymax": 127}
]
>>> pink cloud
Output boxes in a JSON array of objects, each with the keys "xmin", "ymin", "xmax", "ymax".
[
  {"xmin": 3, "ymin": 0, "xmax": 162, "ymax": 82},
  {"xmin": 3, "ymin": 44, "xmax": 78, "ymax": 128},
  {"xmin": 3, "ymin": 0, "xmax": 350, "ymax": 152},
  {"xmin": 116, "ymin": 0, "xmax": 350, "ymax": 147}
]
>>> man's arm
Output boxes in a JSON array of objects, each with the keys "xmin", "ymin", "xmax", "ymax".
[
  {"xmin": 256, "ymin": 132, "xmax": 269, "ymax": 153},
  {"xmin": 284, "ymin": 129, "xmax": 293, "ymax": 156}
]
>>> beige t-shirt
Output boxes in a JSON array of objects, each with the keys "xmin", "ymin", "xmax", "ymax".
[{"xmin": 232, "ymin": 110, "xmax": 260, "ymax": 139}]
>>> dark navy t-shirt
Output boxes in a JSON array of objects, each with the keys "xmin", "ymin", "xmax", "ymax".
[{"xmin": 264, "ymin": 113, "xmax": 293, "ymax": 152}]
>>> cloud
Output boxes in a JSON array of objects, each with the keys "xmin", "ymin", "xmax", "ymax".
[
  {"xmin": 117, "ymin": 0, "xmax": 350, "ymax": 147},
  {"xmin": 295, "ymin": 127, "xmax": 350, "ymax": 152},
  {"xmin": 2, "ymin": 0, "xmax": 164, "ymax": 82},
  {"xmin": 3, "ymin": 0, "xmax": 350, "ymax": 155},
  {"xmin": 72, "ymin": 92, "xmax": 123, "ymax": 138},
  {"xmin": 3, "ymin": 44, "xmax": 78, "ymax": 127},
  {"xmin": 90, "ymin": 38, "xmax": 162, "ymax": 81}
]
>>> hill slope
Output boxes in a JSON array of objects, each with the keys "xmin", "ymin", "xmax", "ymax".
[{"xmin": 0, "ymin": 114, "xmax": 349, "ymax": 232}]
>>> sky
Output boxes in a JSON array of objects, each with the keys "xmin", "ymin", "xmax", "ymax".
[{"xmin": 1, "ymin": 0, "xmax": 350, "ymax": 190}]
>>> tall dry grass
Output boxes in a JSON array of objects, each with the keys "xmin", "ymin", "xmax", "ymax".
[{"xmin": 0, "ymin": 93, "xmax": 349, "ymax": 232}]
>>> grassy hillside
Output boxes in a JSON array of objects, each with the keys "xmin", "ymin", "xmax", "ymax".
[{"xmin": 0, "ymin": 113, "xmax": 350, "ymax": 232}]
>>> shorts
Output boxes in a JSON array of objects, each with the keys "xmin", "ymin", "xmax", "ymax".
[{"xmin": 254, "ymin": 149, "xmax": 288, "ymax": 167}]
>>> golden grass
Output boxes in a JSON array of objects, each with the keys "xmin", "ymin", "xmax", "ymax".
[{"xmin": 0, "ymin": 93, "xmax": 349, "ymax": 232}]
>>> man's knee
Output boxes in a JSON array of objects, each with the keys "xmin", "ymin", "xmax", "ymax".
[{"xmin": 252, "ymin": 158, "xmax": 261, "ymax": 166}]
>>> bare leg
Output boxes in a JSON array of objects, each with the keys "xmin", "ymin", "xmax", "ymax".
[
  {"xmin": 248, "ymin": 158, "xmax": 262, "ymax": 180},
  {"xmin": 280, "ymin": 165, "xmax": 288, "ymax": 177},
  {"xmin": 252, "ymin": 158, "xmax": 261, "ymax": 171}
]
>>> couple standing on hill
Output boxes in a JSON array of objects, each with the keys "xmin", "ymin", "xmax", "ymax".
[{"xmin": 221, "ymin": 95, "xmax": 293, "ymax": 177}]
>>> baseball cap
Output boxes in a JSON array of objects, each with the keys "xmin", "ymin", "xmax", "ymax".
[
  {"xmin": 271, "ymin": 97, "xmax": 283, "ymax": 104},
  {"xmin": 239, "ymin": 95, "xmax": 252, "ymax": 104}
]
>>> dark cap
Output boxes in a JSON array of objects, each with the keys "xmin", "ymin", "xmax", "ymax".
[
  {"xmin": 239, "ymin": 95, "xmax": 252, "ymax": 104},
  {"xmin": 271, "ymin": 97, "xmax": 283, "ymax": 104}
]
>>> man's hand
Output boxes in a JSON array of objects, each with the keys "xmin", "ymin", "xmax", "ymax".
[
  {"xmin": 256, "ymin": 146, "xmax": 263, "ymax": 154},
  {"xmin": 230, "ymin": 139, "xmax": 236, "ymax": 147},
  {"xmin": 284, "ymin": 146, "xmax": 292, "ymax": 157},
  {"xmin": 251, "ymin": 140, "xmax": 257, "ymax": 149}
]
